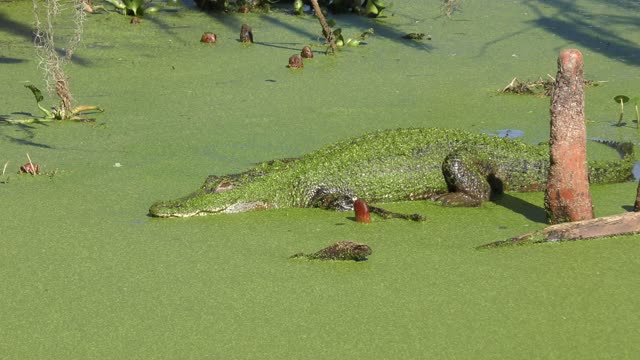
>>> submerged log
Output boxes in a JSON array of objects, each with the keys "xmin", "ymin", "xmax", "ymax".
[
  {"xmin": 478, "ymin": 212, "xmax": 640, "ymax": 248},
  {"xmin": 544, "ymin": 49, "xmax": 594, "ymax": 224}
]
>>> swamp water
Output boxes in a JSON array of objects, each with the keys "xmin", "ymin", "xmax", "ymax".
[{"xmin": 1, "ymin": 0, "xmax": 640, "ymax": 358}]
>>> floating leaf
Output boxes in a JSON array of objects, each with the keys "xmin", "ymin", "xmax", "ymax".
[
  {"xmin": 24, "ymin": 84, "xmax": 44, "ymax": 103},
  {"xmin": 614, "ymin": 95, "xmax": 630, "ymax": 103}
]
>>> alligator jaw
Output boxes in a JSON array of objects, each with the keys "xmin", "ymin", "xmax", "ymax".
[{"xmin": 149, "ymin": 201, "xmax": 271, "ymax": 218}]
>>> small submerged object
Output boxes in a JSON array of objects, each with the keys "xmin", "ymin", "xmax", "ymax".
[
  {"xmin": 288, "ymin": 54, "xmax": 303, "ymax": 69},
  {"xmin": 290, "ymin": 241, "xmax": 372, "ymax": 261},
  {"xmin": 495, "ymin": 129, "xmax": 524, "ymax": 139},
  {"xmin": 19, "ymin": 162, "xmax": 40, "ymax": 175},
  {"xmin": 200, "ymin": 32, "xmax": 217, "ymax": 44},
  {"xmin": 354, "ymin": 198, "xmax": 371, "ymax": 223},
  {"xmin": 300, "ymin": 46, "xmax": 313, "ymax": 59},
  {"xmin": 402, "ymin": 32, "xmax": 430, "ymax": 40},
  {"xmin": 240, "ymin": 24, "xmax": 253, "ymax": 43}
]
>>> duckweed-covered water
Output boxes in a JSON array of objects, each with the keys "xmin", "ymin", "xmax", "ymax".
[{"xmin": 1, "ymin": 0, "xmax": 640, "ymax": 358}]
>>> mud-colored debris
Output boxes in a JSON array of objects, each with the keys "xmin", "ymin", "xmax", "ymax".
[
  {"xmin": 501, "ymin": 76, "xmax": 601, "ymax": 96},
  {"xmin": 479, "ymin": 212, "xmax": 640, "ymax": 248},
  {"xmin": 240, "ymin": 24, "xmax": 253, "ymax": 43},
  {"xmin": 19, "ymin": 162, "xmax": 40, "ymax": 175},
  {"xmin": 402, "ymin": 33, "xmax": 430, "ymax": 40},
  {"xmin": 441, "ymin": 0, "xmax": 461, "ymax": 18},
  {"xmin": 200, "ymin": 32, "xmax": 217, "ymax": 43},
  {"xmin": 301, "ymin": 46, "xmax": 314, "ymax": 59},
  {"xmin": 290, "ymin": 241, "xmax": 372, "ymax": 261},
  {"xmin": 288, "ymin": 54, "xmax": 303, "ymax": 69}
]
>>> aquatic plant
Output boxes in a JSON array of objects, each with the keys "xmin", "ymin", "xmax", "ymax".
[
  {"xmin": 441, "ymin": 0, "xmax": 461, "ymax": 18},
  {"xmin": 19, "ymin": 154, "xmax": 40, "ymax": 176},
  {"xmin": 23, "ymin": 84, "xmax": 102, "ymax": 122},
  {"xmin": 630, "ymin": 96, "xmax": 640, "ymax": 130},
  {"xmin": 614, "ymin": 95, "xmax": 630, "ymax": 126},
  {"xmin": 330, "ymin": 25, "xmax": 374, "ymax": 47},
  {"xmin": 193, "ymin": 0, "xmax": 228, "ymax": 11},
  {"xmin": 364, "ymin": 0, "xmax": 386, "ymax": 17},
  {"xmin": 292, "ymin": 0, "xmax": 303, "ymax": 15},
  {"xmin": 1, "ymin": 161, "xmax": 9, "ymax": 183},
  {"xmin": 104, "ymin": 0, "xmax": 158, "ymax": 16},
  {"xmin": 1, "ymin": 0, "xmax": 103, "ymax": 124}
]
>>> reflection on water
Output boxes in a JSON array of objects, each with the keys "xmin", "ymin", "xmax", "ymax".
[{"xmin": 487, "ymin": 129, "xmax": 525, "ymax": 139}]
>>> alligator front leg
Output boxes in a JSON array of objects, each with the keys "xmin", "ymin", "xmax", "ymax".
[
  {"xmin": 307, "ymin": 186, "xmax": 356, "ymax": 211},
  {"xmin": 434, "ymin": 151, "xmax": 498, "ymax": 207}
]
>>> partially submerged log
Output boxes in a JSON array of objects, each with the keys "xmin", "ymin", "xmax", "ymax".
[{"xmin": 478, "ymin": 212, "xmax": 640, "ymax": 249}]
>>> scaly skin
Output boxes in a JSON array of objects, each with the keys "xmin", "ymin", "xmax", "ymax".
[
  {"xmin": 290, "ymin": 241, "xmax": 372, "ymax": 261},
  {"xmin": 149, "ymin": 128, "xmax": 634, "ymax": 218}
]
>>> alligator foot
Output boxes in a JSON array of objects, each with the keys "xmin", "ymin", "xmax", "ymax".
[
  {"xmin": 429, "ymin": 192, "xmax": 482, "ymax": 207},
  {"xmin": 438, "ymin": 150, "xmax": 498, "ymax": 206}
]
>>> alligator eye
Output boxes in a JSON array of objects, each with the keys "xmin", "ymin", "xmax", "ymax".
[{"xmin": 215, "ymin": 181, "xmax": 234, "ymax": 193}]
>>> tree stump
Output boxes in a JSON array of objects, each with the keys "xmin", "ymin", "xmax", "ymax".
[{"xmin": 544, "ymin": 49, "xmax": 594, "ymax": 224}]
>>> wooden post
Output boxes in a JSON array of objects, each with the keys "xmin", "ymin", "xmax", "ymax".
[{"xmin": 544, "ymin": 49, "xmax": 594, "ymax": 224}]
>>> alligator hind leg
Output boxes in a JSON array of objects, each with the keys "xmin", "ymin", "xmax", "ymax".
[{"xmin": 434, "ymin": 151, "xmax": 497, "ymax": 207}]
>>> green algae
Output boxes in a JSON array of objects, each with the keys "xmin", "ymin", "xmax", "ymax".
[{"xmin": 1, "ymin": 0, "xmax": 640, "ymax": 358}]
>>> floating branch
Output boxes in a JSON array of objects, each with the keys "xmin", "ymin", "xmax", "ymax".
[
  {"xmin": 500, "ymin": 76, "xmax": 604, "ymax": 96},
  {"xmin": 478, "ymin": 212, "xmax": 640, "ymax": 248}
]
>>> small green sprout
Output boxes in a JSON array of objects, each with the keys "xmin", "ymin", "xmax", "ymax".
[{"xmin": 614, "ymin": 95, "xmax": 630, "ymax": 126}]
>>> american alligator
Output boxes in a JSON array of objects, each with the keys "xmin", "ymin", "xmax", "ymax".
[
  {"xmin": 290, "ymin": 241, "xmax": 372, "ymax": 261},
  {"xmin": 149, "ymin": 128, "xmax": 634, "ymax": 218}
]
